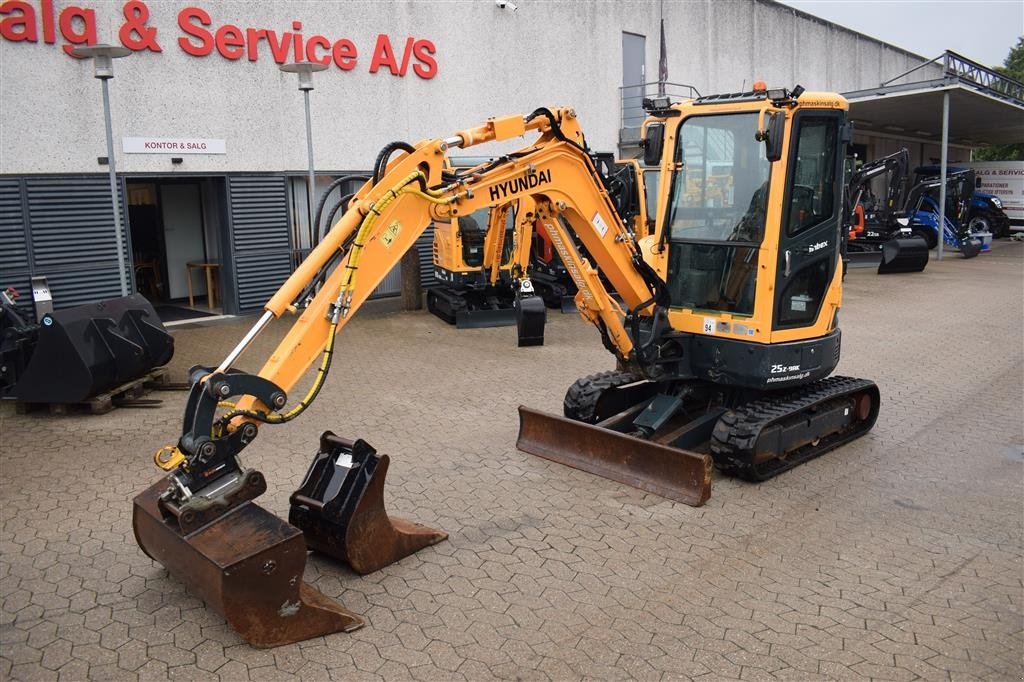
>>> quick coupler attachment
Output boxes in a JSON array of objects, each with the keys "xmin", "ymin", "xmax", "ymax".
[
  {"xmin": 289, "ymin": 432, "xmax": 448, "ymax": 574},
  {"xmin": 133, "ymin": 476, "xmax": 363, "ymax": 648}
]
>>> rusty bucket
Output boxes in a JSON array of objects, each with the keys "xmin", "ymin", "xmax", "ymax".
[
  {"xmin": 516, "ymin": 406, "xmax": 713, "ymax": 506},
  {"xmin": 133, "ymin": 478, "xmax": 363, "ymax": 648}
]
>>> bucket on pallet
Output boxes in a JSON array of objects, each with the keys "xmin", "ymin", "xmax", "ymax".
[{"xmin": 2, "ymin": 293, "xmax": 173, "ymax": 404}]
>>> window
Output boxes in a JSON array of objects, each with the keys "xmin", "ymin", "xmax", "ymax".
[
  {"xmin": 667, "ymin": 113, "xmax": 770, "ymax": 243},
  {"xmin": 664, "ymin": 113, "xmax": 768, "ymax": 316},
  {"xmin": 785, "ymin": 117, "xmax": 838, "ymax": 236},
  {"xmin": 776, "ymin": 259, "xmax": 829, "ymax": 327}
]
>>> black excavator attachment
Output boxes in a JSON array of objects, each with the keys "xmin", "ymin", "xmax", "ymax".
[
  {"xmin": 877, "ymin": 237, "xmax": 930, "ymax": 274},
  {"xmin": 1, "ymin": 292, "xmax": 173, "ymax": 403},
  {"xmin": 289, "ymin": 432, "xmax": 448, "ymax": 574}
]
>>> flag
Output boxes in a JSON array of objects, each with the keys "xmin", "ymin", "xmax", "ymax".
[{"xmin": 658, "ymin": 18, "xmax": 668, "ymax": 94}]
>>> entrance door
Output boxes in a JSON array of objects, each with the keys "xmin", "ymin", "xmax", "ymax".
[
  {"xmin": 622, "ymin": 32, "xmax": 646, "ymax": 132},
  {"xmin": 161, "ymin": 183, "xmax": 207, "ymax": 301},
  {"xmin": 127, "ymin": 178, "xmax": 224, "ymax": 317}
]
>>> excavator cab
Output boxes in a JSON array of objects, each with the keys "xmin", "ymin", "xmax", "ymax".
[
  {"xmin": 523, "ymin": 88, "xmax": 877, "ymax": 488},
  {"xmin": 660, "ymin": 97, "xmax": 845, "ymax": 384}
]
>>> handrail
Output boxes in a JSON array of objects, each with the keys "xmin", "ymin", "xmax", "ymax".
[
  {"xmin": 880, "ymin": 50, "xmax": 1023, "ymax": 105},
  {"xmin": 620, "ymin": 81, "xmax": 701, "ymax": 132}
]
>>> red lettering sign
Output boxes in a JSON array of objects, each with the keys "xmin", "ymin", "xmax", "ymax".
[{"xmin": 0, "ymin": 1, "xmax": 438, "ymax": 78}]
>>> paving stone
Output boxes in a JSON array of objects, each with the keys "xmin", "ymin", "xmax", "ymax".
[{"xmin": 1, "ymin": 242, "xmax": 1022, "ymax": 680}]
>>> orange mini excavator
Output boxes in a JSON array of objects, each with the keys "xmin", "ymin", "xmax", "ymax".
[{"xmin": 134, "ymin": 89, "xmax": 879, "ymax": 647}]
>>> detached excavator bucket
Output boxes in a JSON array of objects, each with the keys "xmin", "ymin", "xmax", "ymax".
[
  {"xmin": 516, "ymin": 406, "xmax": 713, "ymax": 506},
  {"xmin": 289, "ymin": 432, "xmax": 448, "ymax": 574},
  {"xmin": 877, "ymin": 237, "xmax": 929, "ymax": 274},
  {"xmin": 132, "ymin": 478, "xmax": 363, "ymax": 648},
  {"xmin": 4, "ymin": 294, "xmax": 173, "ymax": 403}
]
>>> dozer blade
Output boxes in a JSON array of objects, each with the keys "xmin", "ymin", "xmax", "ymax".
[
  {"xmin": 289, "ymin": 432, "xmax": 448, "ymax": 575},
  {"xmin": 516, "ymin": 406, "xmax": 712, "ymax": 506},
  {"xmin": 877, "ymin": 237, "xmax": 929, "ymax": 274},
  {"xmin": 455, "ymin": 307, "xmax": 517, "ymax": 328},
  {"xmin": 132, "ymin": 478, "xmax": 363, "ymax": 648}
]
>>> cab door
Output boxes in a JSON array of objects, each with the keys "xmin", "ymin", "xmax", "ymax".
[{"xmin": 773, "ymin": 112, "xmax": 843, "ymax": 332}]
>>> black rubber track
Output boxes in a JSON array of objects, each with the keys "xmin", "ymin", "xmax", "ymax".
[
  {"xmin": 710, "ymin": 375, "xmax": 880, "ymax": 482},
  {"xmin": 563, "ymin": 370, "xmax": 640, "ymax": 423}
]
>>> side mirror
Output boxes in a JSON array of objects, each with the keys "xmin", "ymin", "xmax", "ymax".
[
  {"xmin": 643, "ymin": 123, "xmax": 665, "ymax": 167},
  {"xmin": 764, "ymin": 111, "xmax": 786, "ymax": 162},
  {"xmin": 976, "ymin": 176, "xmax": 982, "ymax": 189}
]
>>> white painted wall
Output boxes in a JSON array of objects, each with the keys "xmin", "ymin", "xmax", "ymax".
[{"xmin": 0, "ymin": 0, "xmax": 939, "ymax": 175}]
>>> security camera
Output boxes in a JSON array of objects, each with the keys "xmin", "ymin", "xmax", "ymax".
[{"xmin": 496, "ymin": 0, "xmax": 519, "ymax": 10}]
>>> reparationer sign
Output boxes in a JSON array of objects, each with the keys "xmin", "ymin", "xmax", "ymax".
[
  {"xmin": 123, "ymin": 137, "xmax": 226, "ymax": 154},
  {"xmin": 0, "ymin": 0, "xmax": 438, "ymax": 78}
]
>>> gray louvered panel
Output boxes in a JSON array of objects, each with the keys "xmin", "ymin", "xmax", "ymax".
[
  {"xmin": 44, "ymin": 268, "xmax": 124, "ymax": 309},
  {"xmin": 0, "ymin": 179, "xmax": 29, "ymax": 273},
  {"xmin": 370, "ymin": 263, "xmax": 401, "ymax": 299},
  {"xmin": 416, "ymin": 225, "xmax": 438, "ymax": 288},
  {"xmin": 228, "ymin": 176, "xmax": 293, "ymax": 313},
  {"xmin": 234, "ymin": 252, "xmax": 293, "ymax": 311},
  {"xmin": 26, "ymin": 177, "xmax": 128, "ymax": 270}
]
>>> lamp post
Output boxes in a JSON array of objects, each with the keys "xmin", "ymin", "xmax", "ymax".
[
  {"xmin": 71, "ymin": 44, "xmax": 132, "ymax": 296},
  {"xmin": 279, "ymin": 61, "xmax": 329, "ymax": 242}
]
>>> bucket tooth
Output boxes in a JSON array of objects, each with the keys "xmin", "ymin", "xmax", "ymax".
[
  {"xmin": 133, "ymin": 477, "xmax": 363, "ymax": 648},
  {"xmin": 289, "ymin": 432, "xmax": 448, "ymax": 575},
  {"xmin": 516, "ymin": 405, "xmax": 713, "ymax": 506}
]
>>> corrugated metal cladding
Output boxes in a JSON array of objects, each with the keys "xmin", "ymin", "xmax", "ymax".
[
  {"xmin": 0, "ymin": 176, "xmax": 128, "ymax": 319},
  {"xmin": 417, "ymin": 228, "xmax": 438, "ymax": 289},
  {"xmin": 228, "ymin": 176, "xmax": 294, "ymax": 313}
]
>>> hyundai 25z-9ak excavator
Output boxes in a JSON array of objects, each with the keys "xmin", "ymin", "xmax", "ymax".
[{"xmin": 132, "ymin": 86, "xmax": 880, "ymax": 648}]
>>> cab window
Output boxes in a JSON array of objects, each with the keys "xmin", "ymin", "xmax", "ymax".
[{"xmin": 785, "ymin": 117, "xmax": 838, "ymax": 236}]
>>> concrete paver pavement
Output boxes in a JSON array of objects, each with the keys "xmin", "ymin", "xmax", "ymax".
[{"xmin": 1, "ymin": 242, "xmax": 1022, "ymax": 680}]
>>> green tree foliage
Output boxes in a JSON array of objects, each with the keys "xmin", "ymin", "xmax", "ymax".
[{"xmin": 974, "ymin": 37, "xmax": 1024, "ymax": 161}]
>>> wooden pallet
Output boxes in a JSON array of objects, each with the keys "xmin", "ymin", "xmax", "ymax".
[{"xmin": 15, "ymin": 367, "xmax": 174, "ymax": 416}]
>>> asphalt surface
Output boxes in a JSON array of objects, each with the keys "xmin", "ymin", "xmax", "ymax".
[{"xmin": 2, "ymin": 241, "xmax": 1022, "ymax": 681}]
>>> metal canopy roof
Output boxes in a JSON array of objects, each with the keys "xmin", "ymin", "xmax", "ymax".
[{"xmin": 842, "ymin": 52, "xmax": 1024, "ymax": 147}]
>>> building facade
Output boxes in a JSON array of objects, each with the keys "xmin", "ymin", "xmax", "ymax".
[{"xmin": 0, "ymin": 0, "xmax": 966, "ymax": 317}]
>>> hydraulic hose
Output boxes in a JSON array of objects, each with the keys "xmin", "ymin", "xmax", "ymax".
[
  {"xmin": 373, "ymin": 141, "xmax": 417, "ymax": 183},
  {"xmin": 214, "ymin": 171, "xmax": 453, "ymax": 434},
  {"xmin": 312, "ymin": 175, "xmax": 369, "ymax": 247}
]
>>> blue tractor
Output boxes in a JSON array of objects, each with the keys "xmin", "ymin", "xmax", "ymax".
[
  {"xmin": 902, "ymin": 169, "xmax": 982, "ymax": 257},
  {"xmin": 914, "ymin": 165, "xmax": 1011, "ymax": 238}
]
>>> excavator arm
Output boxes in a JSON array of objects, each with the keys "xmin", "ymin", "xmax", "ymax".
[
  {"xmin": 222, "ymin": 108, "xmax": 660, "ymax": 420},
  {"xmin": 143, "ymin": 106, "xmax": 665, "ymax": 557}
]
